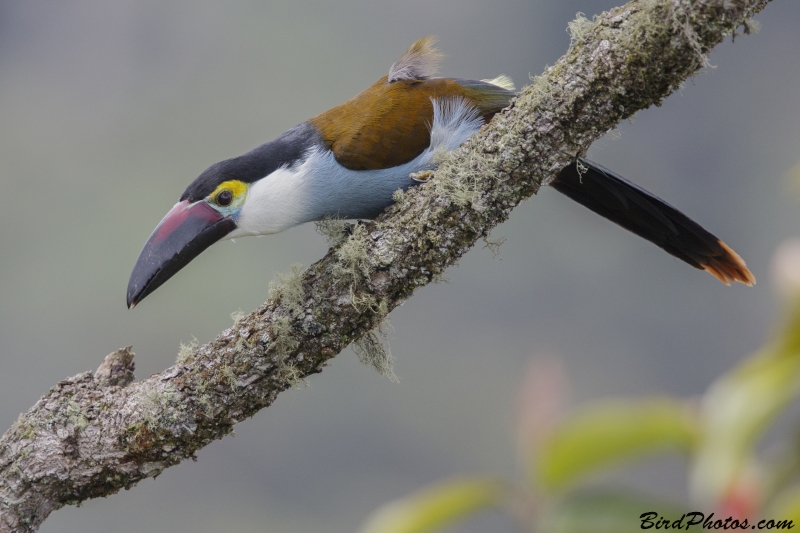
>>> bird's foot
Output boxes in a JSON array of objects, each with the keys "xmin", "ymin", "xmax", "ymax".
[{"xmin": 409, "ymin": 170, "xmax": 434, "ymax": 183}]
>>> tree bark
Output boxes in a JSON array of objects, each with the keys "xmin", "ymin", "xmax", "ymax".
[{"xmin": 0, "ymin": 0, "xmax": 770, "ymax": 530}]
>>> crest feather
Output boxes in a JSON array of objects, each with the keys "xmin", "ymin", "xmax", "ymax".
[{"xmin": 388, "ymin": 36, "xmax": 443, "ymax": 82}]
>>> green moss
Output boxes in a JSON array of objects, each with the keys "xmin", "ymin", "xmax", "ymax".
[
  {"xmin": 333, "ymin": 223, "xmax": 373, "ymax": 282},
  {"xmin": 353, "ymin": 325, "xmax": 397, "ymax": 383},
  {"xmin": 268, "ymin": 263, "xmax": 305, "ymax": 316},
  {"xmin": 176, "ymin": 337, "xmax": 199, "ymax": 365},
  {"xmin": 314, "ymin": 215, "xmax": 350, "ymax": 247},
  {"xmin": 315, "ymin": 221, "xmax": 400, "ymax": 379},
  {"xmin": 65, "ymin": 401, "xmax": 89, "ymax": 430},
  {"xmin": 425, "ymin": 230, "xmax": 443, "ymax": 247},
  {"xmin": 350, "ymin": 288, "xmax": 379, "ymax": 313},
  {"xmin": 138, "ymin": 382, "xmax": 185, "ymax": 431},
  {"xmin": 391, "ymin": 187, "xmax": 406, "ymax": 205},
  {"xmin": 483, "ymin": 235, "xmax": 506, "ymax": 258},
  {"xmin": 219, "ymin": 364, "xmax": 238, "ymax": 389},
  {"xmin": 230, "ymin": 309, "xmax": 245, "ymax": 324},
  {"xmin": 270, "ymin": 315, "xmax": 299, "ymax": 357},
  {"xmin": 193, "ymin": 381, "xmax": 216, "ymax": 417},
  {"xmin": 568, "ymin": 12, "xmax": 595, "ymax": 46},
  {"xmin": 263, "ymin": 263, "xmax": 308, "ymax": 373},
  {"xmin": 432, "ymin": 149, "xmax": 497, "ymax": 209},
  {"xmin": 276, "ymin": 358, "xmax": 304, "ymax": 388},
  {"xmin": 432, "ymin": 271, "xmax": 451, "ymax": 284},
  {"xmin": 9, "ymin": 462, "xmax": 22, "ymax": 478},
  {"xmin": 14, "ymin": 414, "xmax": 37, "ymax": 440},
  {"xmin": 742, "ymin": 19, "xmax": 760, "ymax": 35},
  {"xmin": 660, "ymin": 0, "xmax": 709, "ymax": 68},
  {"xmin": 377, "ymin": 298, "xmax": 389, "ymax": 317},
  {"xmin": 351, "ymin": 298, "xmax": 397, "ymax": 381},
  {"xmin": 331, "ymin": 222, "xmax": 382, "ymax": 314}
]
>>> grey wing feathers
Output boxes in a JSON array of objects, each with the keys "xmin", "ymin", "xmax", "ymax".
[{"xmin": 453, "ymin": 78, "xmax": 516, "ymax": 116}]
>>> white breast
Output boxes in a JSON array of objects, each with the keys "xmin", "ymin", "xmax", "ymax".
[{"xmin": 230, "ymin": 96, "xmax": 484, "ymax": 238}]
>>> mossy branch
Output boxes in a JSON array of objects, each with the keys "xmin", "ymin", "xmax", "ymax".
[{"xmin": 0, "ymin": 0, "xmax": 770, "ymax": 530}]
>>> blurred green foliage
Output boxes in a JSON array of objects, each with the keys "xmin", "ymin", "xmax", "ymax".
[
  {"xmin": 536, "ymin": 398, "xmax": 698, "ymax": 490},
  {"xmin": 357, "ymin": 242, "xmax": 800, "ymax": 532},
  {"xmin": 359, "ymin": 478, "xmax": 509, "ymax": 533}
]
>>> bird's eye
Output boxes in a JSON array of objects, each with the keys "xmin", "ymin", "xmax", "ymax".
[{"xmin": 217, "ymin": 190, "xmax": 233, "ymax": 206}]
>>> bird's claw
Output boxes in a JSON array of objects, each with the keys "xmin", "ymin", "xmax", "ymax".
[{"xmin": 409, "ymin": 170, "xmax": 434, "ymax": 183}]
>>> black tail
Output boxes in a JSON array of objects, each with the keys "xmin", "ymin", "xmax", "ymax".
[{"xmin": 550, "ymin": 159, "xmax": 754, "ymax": 286}]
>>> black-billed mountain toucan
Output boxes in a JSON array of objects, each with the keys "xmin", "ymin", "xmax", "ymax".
[{"xmin": 126, "ymin": 37, "xmax": 753, "ymax": 308}]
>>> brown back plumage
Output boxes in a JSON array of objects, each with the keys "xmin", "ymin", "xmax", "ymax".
[{"xmin": 308, "ymin": 37, "xmax": 515, "ymax": 171}]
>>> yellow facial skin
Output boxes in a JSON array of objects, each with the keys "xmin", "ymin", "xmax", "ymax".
[{"xmin": 208, "ymin": 180, "xmax": 249, "ymax": 214}]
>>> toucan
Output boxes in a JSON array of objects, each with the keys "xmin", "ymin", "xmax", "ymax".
[{"xmin": 126, "ymin": 37, "xmax": 754, "ymax": 308}]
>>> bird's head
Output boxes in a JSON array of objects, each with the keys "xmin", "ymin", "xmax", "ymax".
[
  {"xmin": 126, "ymin": 124, "xmax": 320, "ymax": 309},
  {"xmin": 125, "ymin": 162, "xmax": 250, "ymax": 308}
]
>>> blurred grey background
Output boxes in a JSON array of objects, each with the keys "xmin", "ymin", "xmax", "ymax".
[{"xmin": 1, "ymin": 1, "xmax": 799, "ymax": 531}]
